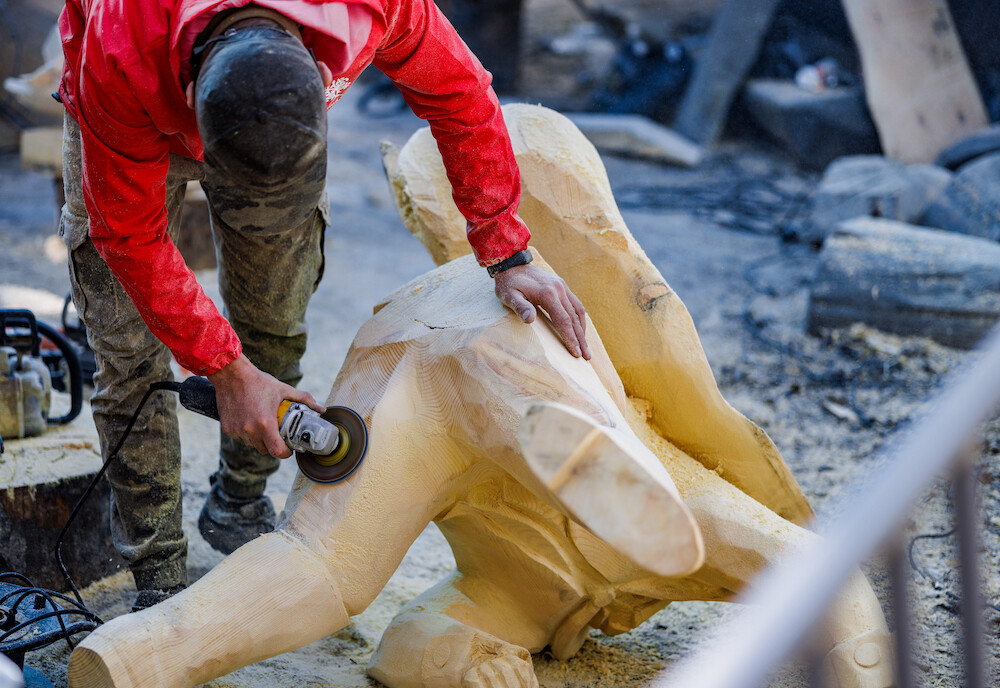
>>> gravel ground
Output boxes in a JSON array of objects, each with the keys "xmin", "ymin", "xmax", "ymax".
[{"xmin": 2, "ymin": 7, "xmax": 999, "ymax": 685}]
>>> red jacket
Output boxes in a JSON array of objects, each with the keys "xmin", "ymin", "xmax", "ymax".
[{"xmin": 59, "ymin": 0, "xmax": 530, "ymax": 375}]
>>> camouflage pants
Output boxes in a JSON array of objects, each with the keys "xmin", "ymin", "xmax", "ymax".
[{"xmin": 60, "ymin": 114, "xmax": 327, "ymax": 590}]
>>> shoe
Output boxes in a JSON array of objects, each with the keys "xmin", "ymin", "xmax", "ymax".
[
  {"xmin": 197, "ymin": 478, "xmax": 276, "ymax": 555},
  {"xmin": 132, "ymin": 584, "xmax": 186, "ymax": 612}
]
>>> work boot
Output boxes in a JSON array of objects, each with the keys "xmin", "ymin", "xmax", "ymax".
[
  {"xmin": 132, "ymin": 584, "xmax": 186, "ymax": 612},
  {"xmin": 197, "ymin": 476, "xmax": 276, "ymax": 555}
]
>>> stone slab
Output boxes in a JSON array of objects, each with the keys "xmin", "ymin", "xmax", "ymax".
[
  {"xmin": 921, "ymin": 152, "xmax": 1000, "ymax": 242},
  {"xmin": 742, "ymin": 79, "xmax": 880, "ymax": 172},
  {"xmin": 935, "ymin": 124, "xmax": 1000, "ymax": 170}
]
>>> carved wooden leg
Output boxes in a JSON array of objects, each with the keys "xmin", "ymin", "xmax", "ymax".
[
  {"xmin": 368, "ymin": 573, "xmax": 539, "ymax": 688},
  {"xmin": 632, "ymin": 412, "xmax": 892, "ymax": 688},
  {"xmin": 69, "ymin": 349, "xmax": 465, "ymax": 688},
  {"xmin": 68, "ymin": 531, "xmax": 352, "ymax": 688}
]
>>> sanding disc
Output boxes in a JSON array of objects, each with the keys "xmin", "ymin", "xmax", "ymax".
[{"xmin": 296, "ymin": 406, "xmax": 368, "ymax": 483}]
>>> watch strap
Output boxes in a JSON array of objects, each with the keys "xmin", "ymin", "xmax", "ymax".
[{"xmin": 487, "ymin": 249, "xmax": 533, "ymax": 278}]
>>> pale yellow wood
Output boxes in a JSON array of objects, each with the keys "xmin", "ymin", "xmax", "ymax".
[
  {"xmin": 383, "ymin": 103, "xmax": 812, "ymax": 526},
  {"xmin": 69, "ymin": 256, "xmax": 889, "ymax": 688},
  {"xmin": 19, "ymin": 126, "xmax": 64, "ymax": 176},
  {"xmin": 69, "ymin": 106, "xmax": 890, "ymax": 688},
  {"xmin": 841, "ymin": 0, "xmax": 987, "ymax": 163}
]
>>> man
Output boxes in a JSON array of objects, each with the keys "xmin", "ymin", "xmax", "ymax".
[{"xmin": 57, "ymin": 0, "xmax": 592, "ymax": 610}]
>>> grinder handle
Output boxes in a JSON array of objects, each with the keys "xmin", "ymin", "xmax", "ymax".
[
  {"xmin": 177, "ymin": 376, "xmax": 220, "ymax": 421},
  {"xmin": 179, "ymin": 377, "xmax": 297, "ymax": 427}
]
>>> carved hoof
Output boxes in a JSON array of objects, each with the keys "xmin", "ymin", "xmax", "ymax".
[
  {"xmin": 460, "ymin": 642, "xmax": 538, "ymax": 688},
  {"xmin": 823, "ymin": 628, "xmax": 894, "ymax": 688},
  {"xmin": 518, "ymin": 403, "xmax": 704, "ymax": 577}
]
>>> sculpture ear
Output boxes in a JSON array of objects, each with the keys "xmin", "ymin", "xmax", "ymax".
[{"xmin": 518, "ymin": 402, "xmax": 704, "ymax": 578}]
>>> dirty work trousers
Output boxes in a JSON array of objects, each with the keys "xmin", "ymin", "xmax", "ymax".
[{"xmin": 59, "ymin": 114, "xmax": 327, "ymax": 591}]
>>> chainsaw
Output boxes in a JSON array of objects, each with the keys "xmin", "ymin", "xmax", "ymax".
[{"xmin": 0, "ymin": 309, "xmax": 84, "ymax": 451}]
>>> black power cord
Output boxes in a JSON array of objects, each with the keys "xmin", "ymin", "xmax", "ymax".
[
  {"xmin": 2, "ymin": 378, "xmax": 207, "ymax": 664},
  {"xmin": 0, "ymin": 381, "xmax": 179, "ymax": 662},
  {"xmin": 0, "ymin": 574, "xmax": 101, "ymax": 657},
  {"xmin": 908, "ymin": 526, "xmax": 1000, "ymax": 615},
  {"xmin": 55, "ymin": 380, "xmax": 181, "ymax": 605}
]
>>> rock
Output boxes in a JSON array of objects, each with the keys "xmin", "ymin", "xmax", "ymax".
[
  {"xmin": 565, "ymin": 113, "xmax": 703, "ymax": 167},
  {"xmin": 921, "ymin": 152, "xmax": 1000, "ymax": 242},
  {"xmin": 807, "ymin": 217, "xmax": 1000, "ymax": 348},
  {"xmin": 934, "ymin": 124, "xmax": 1000, "ymax": 170},
  {"xmin": 800, "ymin": 155, "xmax": 950, "ymax": 245},
  {"xmin": 742, "ymin": 80, "xmax": 880, "ymax": 172}
]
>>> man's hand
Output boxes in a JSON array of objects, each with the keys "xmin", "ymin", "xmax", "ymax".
[
  {"xmin": 206, "ymin": 354, "xmax": 325, "ymax": 458},
  {"xmin": 493, "ymin": 264, "xmax": 592, "ymax": 360}
]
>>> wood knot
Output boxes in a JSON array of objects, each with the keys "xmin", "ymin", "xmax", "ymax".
[{"xmin": 637, "ymin": 283, "xmax": 672, "ymax": 311}]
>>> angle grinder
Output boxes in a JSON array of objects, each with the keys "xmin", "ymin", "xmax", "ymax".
[{"xmin": 171, "ymin": 375, "xmax": 367, "ymax": 483}]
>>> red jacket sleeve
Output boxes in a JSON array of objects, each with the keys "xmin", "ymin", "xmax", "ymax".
[
  {"xmin": 77, "ymin": 58, "xmax": 241, "ymax": 376},
  {"xmin": 372, "ymin": 0, "xmax": 530, "ymax": 266}
]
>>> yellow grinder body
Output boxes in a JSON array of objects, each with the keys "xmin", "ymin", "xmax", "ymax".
[{"xmin": 277, "ymin": 401, "xmax": 368, "ymax": 483}]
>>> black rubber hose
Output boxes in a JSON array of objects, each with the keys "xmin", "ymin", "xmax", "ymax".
[{"xmin": 36, "ymin": 321, "xmax": 83, "ymax": 426}]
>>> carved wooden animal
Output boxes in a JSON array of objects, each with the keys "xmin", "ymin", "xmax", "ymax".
[{"xmin": 68, "ymin": 105, "xmax": 891, "ymax": 688}]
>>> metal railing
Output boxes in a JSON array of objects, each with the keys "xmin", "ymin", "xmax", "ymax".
[{"xmin": 655, "ymin": 322, "xmax": 1000, "ymax": 688}]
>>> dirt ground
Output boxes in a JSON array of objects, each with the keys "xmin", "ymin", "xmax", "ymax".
[{"xmin": 2, "ymin": 3, "xmax": 1000, "ymax": 686}]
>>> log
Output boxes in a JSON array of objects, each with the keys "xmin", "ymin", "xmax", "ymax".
[
  {"xmin": 840, "ymin": 0, "xmax": 988, "ymax": 164},
  {"xmin": 673, "ymin": 0, "xmax": 783, "ymax": 145},
  {"xmin": 564, "ymin": 112, "xmax": 703, "ymax": 168},
  {"xmin": 807, "ymin": 217, "xmax": 1000, "ymax": 348},
  {"xmin": 382, "ymin": 103, "xmax": 813, "ymax": 526},
  {"xmin": 68, "ymin": 106, "xmax": 891, "ymax": 688}
]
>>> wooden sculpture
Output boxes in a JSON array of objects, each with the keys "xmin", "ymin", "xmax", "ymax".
[{"xmin": 68, "ymin": 105, "xmax": 891, "ymax": 688}]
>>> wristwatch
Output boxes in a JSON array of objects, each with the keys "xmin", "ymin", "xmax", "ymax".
[{"xmin": 487, "ymin": 249, "xmax": 533, "ymax": 278}]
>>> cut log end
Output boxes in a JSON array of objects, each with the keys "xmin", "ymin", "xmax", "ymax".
[{"xmin": 67, "ymin": 647, "xmax": 116, "ymax": 688}]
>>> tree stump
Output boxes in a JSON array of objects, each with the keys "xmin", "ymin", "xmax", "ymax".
[{"xmin": 1, "ymin": 408, "xmax": 124, "ymax": 592}]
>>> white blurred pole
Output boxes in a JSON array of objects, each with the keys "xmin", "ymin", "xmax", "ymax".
[
  {"xmin": 655, "ymin": 321, "xmax": 1000, "ymax": 688},
  {"xmin": 0, "ymin": 654, "xmax": 23, "ymax": 688}
]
